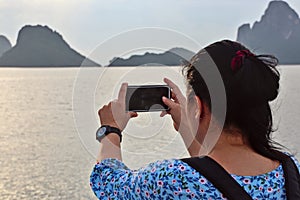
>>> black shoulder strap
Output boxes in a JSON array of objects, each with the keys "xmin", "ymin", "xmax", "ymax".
[
  {"xmin": 275, "ymin": 152, "xmax": 300, "ymax": 200},
  {"xmin": 181, "ymin": 156, "xmax": 253, "ymax": 200}
]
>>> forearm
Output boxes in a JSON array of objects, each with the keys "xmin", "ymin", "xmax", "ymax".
[{"xmin": 97, "ymin": 133, "xmax": 122, "ymax": 162}]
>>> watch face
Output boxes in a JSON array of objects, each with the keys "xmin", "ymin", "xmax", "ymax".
[{"xmin": 96, "ymin": 127, "xmax": 106, "ymax": 139}]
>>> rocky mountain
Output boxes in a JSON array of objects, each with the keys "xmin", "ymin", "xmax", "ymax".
[
  {"xmin": 237, "ymin": 0, "xmax": 300, "ymax": 64},
  {"xmin": 0, "ymin": 25, "xmax": 100, "ymax": 67},
  {"xmin": 108, "ymin": 47, "xmax": 195, "ymax": 66},
  {"xmin": 0, "ymin": 35, "xmax": 12, "ymax": 58}
]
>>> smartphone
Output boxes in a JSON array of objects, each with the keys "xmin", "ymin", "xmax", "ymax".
[{"xmin": 125, "ymin": 85, "xmax": 171, "ymax": 112}]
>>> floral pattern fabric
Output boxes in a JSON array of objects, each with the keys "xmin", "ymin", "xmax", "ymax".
[{"xmin": 90, "ymin": 155, "xmax": 300, "ymax": 199}]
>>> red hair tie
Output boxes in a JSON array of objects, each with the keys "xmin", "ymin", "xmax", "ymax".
[{"xmin": 231, "ymin": 50, "xmax": 255, "ymax": 72}]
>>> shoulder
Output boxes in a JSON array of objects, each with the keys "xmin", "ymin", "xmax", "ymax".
[
  {"xmin": 140, "ymin": 158, "xmax": 208, "ymax": 180},
  {"xmin": 141, "ymin": 159, "xmax": 192, "ymax": 172},
  {"xmin": 136, "ymin": 158, "xmax": 197, "ymax": 181},
  {"xmin": 137, "ymin": 159, "xmax": 220, "ymax": 199}
]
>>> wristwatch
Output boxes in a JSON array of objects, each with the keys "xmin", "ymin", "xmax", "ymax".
[{"xmin": 96, "ymin": 125, "xmax": 122, "ymax": 143}]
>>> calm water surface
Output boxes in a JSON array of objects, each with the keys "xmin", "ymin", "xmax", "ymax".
[{"xmin": 0, "ymin": 66, "xmax": 299, "ymax": 199}]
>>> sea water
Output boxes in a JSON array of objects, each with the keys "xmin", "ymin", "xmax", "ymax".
[{"xmin": 0, "ymin": 66, "xmax": 299, "ymax": 199}]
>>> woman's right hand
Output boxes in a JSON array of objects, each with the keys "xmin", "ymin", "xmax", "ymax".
[
  {"xmin": 160, "ymin": 78, "xmax": 189, "ymax": 134},
  {"xmin": 161, "ymin": 78, "xmax": 201, "ymax": 156}
]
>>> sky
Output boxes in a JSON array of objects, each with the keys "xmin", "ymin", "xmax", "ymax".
[{"xmin": 1, "ymin": 0, "xmax": 300, "ymax": 65}]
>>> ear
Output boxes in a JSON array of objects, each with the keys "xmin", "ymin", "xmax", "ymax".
[{"xmin": 194, "ymin": 95, "xmax": 202, "ymax": 119}]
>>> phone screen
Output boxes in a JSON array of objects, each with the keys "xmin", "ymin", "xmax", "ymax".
[{"xmin": 125, "ymin": 85, "xmax": 170, "ymax": 112}]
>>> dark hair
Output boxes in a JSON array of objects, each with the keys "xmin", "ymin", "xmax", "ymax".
[{"xmin": 183, "ymin": 40, "xmax": 282, "ymax": 158}]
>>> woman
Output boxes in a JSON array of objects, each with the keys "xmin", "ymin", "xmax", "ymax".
[{"xmin": 90, "ymin": 40, "xmax": 300, "ymax": 199}]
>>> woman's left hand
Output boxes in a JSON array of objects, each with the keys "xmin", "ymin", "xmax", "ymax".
[{"xmin": 98, "ymin": 83, "xmax": 138, "ymax": 131}]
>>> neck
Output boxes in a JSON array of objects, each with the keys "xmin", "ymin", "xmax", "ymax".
[
  {"xmin": 208, "ymin": 129, "xmax": 253, "ymax": 159},
  {"xmin": 207, "ymin": 129, "xmax": 279, "ymax": 176}
]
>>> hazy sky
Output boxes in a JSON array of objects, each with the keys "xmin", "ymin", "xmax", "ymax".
[{"xmin": 1, "ymin": 0, "xmax": 300, "ymax": 64}]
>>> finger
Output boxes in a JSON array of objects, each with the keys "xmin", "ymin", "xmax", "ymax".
[
  {"xmin": 118, "ymin": 82, "xmax": 128, "ymax": 102},
  {"xmin": 160, "ymin": 110, "xmax": 168, "ymax": 117},
  {"xmin": 162, "ymin": 96, "xmax": 177, "ymax": 109},
  {"xmin": 98, "ymin": 104, "xmax": 107, "ymax": 115},
  {"xmin": 129, "ymin": 111, "xmax": 138, "ymax": 118},
  {"xmin": 171, "ymin": 91, "xmax": 179, "ymax": 103},
  {"xmin": 163, "ymin": 78, "xmax": 185, "ymax": 102},
  {"xmin": 163, "ymin": 78, "xmax": 181, "ymax": 94},
  {"xmin": 171, "ymin": 91, "xmax": 176, "ymax": 99},
  {"xmin": 160, "ymin": 110, "xmax": 171, "ymax": 117}
]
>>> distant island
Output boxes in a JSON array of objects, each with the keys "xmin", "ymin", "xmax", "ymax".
[
  {"xmin": 0, "ymin": 25, "xmax": 195, "ymax": 67},
  {"xmin": 0, "ymin": 25, "xmax": 100, "ymax": 67},
  {"xmin": 237, "ymin": 0, "xmax": 300, "ymax": 64},
  {"xmin": 2, "ymin": 1, "xmax": 300, "ymax": 67},
  {"xmin": 0, "ymin": 35, "xmax": 12, "ymax": 58},
  {"xmin": 108, "ymin": 47, "xmax": 195, "ymax": 66}
]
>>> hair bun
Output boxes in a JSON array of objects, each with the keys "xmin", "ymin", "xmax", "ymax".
[{"xmin": 233, "ymin": 55, "xmax": 280, "ymax": 106}]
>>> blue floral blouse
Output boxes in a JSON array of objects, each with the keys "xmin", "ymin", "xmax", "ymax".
[{"xmin": 90, "ymin": 155, "xmax": 300, "ymax": 199}]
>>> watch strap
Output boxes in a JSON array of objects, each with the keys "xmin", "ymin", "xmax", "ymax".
[{"xmin": 100, "ymin": 125, "xmax": 122, "ymax": 143}]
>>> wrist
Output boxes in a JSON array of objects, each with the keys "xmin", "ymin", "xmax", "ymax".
[
  {"xmin": 101, "ymin": 133, "xmax": 121, "ymax": 145},
  {"xmin": 96, "ymin": 125, "xmax": 122, "ymax": 143}
]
